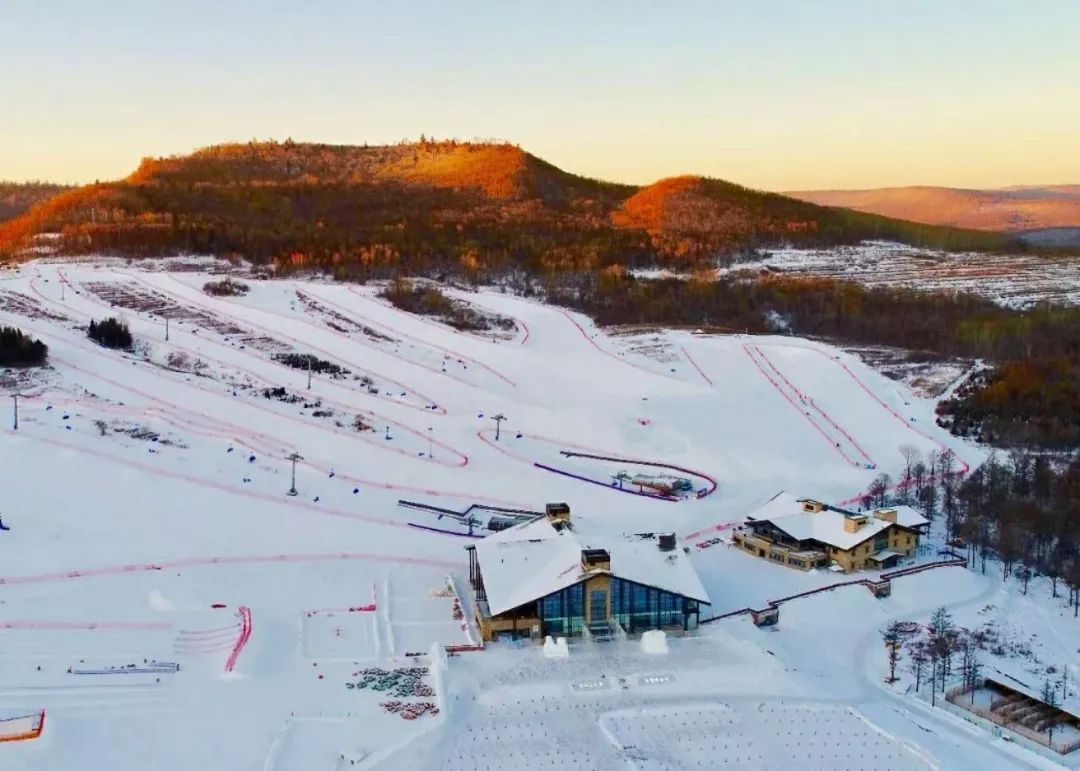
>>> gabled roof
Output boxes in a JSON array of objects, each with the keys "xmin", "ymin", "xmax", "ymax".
[
  {"xmin": 746, "ymin": 491, "xmax": 929, "ymax": 552},
  {"xmin": 472, "ymin": 516, "xmax": 710, "ymax": 616}
]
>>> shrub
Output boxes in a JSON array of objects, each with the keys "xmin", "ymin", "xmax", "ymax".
[
  {"xmin": 272, "ymin": 352, "xmax": 347, "ymax": 376},
  {"xmin": 380, "ymin": 279, "xmax": 505, "ymax": 331},
  {"xmin": 0, "ymin": 326, "xmax": 48, "ymax": 366},
  {"xmin": 88, "ymin": 317, "xmax": 133, "ymax": 349},
  {"xmin": 203, "ymin": 278, "xmax": 249, "ymax": 297}
]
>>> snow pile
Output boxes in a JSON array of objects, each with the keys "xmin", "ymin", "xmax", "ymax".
[
  {"xmin": 542, "ymin": 635, "xmax": 569, "ymax": 658},
  {"xmin": 640, "ymin": 629, "xmax": 668, "ymax": 655},
  {"xmin": 148, "ymin": 589, "xmax": 174, "ymax": 612}
]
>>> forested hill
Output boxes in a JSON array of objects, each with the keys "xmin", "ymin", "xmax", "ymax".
[
  {"xmin": 0, "ymin": 140, "xmax": 1019, "ymax": 271},
  {"xmin": 0, "ymin": 182, "xmax": 73, "ymax": 223}
]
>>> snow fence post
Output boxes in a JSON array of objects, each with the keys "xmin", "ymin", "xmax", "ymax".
[{"xmin": 428, "ymin": 642, "xmax": 448, "ymax": 717}]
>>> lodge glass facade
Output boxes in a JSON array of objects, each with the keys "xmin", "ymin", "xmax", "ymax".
[
  {"xmin": 537, "ymin": 583, "xmax": 585, "ymax": 637},
  {"xmin": 535, "ymin": 577, "xmax": 700, "ymax": 637}
]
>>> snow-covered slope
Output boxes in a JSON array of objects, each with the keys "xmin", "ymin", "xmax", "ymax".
[{"xmin": 1, "ymin": 258, "xmax": 1067, "ymax": 770}]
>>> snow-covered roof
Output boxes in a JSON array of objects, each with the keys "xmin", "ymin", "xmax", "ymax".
[
  {"xmin": 473, "ymin": 516, "xmax": 710, "ymax": 616},
  {"xmin": 746, "ymin": 492, "xmax": 929, "ymax": 551}
]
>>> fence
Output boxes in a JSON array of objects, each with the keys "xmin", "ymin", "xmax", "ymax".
[
  {"xmin": 224, "ymin": 606, "xmax": 252, "ymax": 673},
  {"xmin": 944, "ymin": 679, "xmax": 1080, "ymax": 755},
  {"xmin": 702, "ymin": 556, "xmax": 967, "ymax": 625},
  {"xmin": 0, "ymin": 711, "xmax": 45, "ymax": 743}
]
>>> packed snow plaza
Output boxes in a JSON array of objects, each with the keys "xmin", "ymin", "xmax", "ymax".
[{"xmin": 0, "ymin": 257, "xmax": 1074, "ymax": 770}]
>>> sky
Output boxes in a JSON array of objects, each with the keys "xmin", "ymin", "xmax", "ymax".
[{"xmin": 2, "ymin": 0, "xmax": 1078, "ymax": 191}]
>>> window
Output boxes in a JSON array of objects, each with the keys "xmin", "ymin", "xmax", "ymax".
[{"xmin": 539, "ymin": 582, "xmax": 586, "ymax": 636}]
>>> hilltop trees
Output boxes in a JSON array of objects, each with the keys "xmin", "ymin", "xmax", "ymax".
[
  {"xmin": 0, "ymin": 140, "xmax": 1018, "ymax": 268},
  {"xmin": 0, "ymin": 326, "xmax": 48, "ymax": 366},
  {"xmin": 0, "ymin": 181, "xmax": 72, "ymax": 223}
]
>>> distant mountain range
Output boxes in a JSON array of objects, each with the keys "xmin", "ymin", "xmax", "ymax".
[
  {"xmin": 0, "ymin": 182, "xmax": 74, "ymax": 223},
  {"xmin": 0, "ymin": 141, "xmax": 1017, "ymax": 269},
  {"xmin": 786, "ymin": 185, "xmax": 1080, "ymax": 246}
]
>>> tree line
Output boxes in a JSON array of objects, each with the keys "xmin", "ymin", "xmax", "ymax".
[
  {"xmin": 548, "ymin": 271, "xmax": 1079, "ymax": 450},
  {"xmin": 864, "ymin": 446, "xmax": 1080, "ymax": 617}
]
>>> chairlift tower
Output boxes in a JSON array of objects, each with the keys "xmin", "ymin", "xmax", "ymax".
[
  {"xmin": 286, "ymin": 452, "xmax": 304, "ymax": 496},
  {"xmin": 491, "ymin": 413, "xmax": 507, "ymax": 441}
]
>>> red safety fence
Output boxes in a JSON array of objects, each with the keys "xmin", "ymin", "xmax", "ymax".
[
  {"xmin": 0, "ymin": 551, "xmax": 462, "ymax": 588},
  {"xmin": 304, "ymin": 584, "xmax": 378, "ymax": 616},
  {"xmin": 17, "ymin": 294, "xmax": 470, "ymax": 468},
  {"xmin": 682, "ymin": 520, "xmax": 740, "ymax": 543},
  {"xmin": 223, "ymin": 606, "xmax": 251, "ymax": 673},
  {"xmin": 556, "ymin": 308, "xmax": 684, "ymax": 383},
  {"xmin": 444, "ymin": 644, "xmax": 485, "ymax": 654},
  {"xmin": 0, "ymin": 710, "xmax": 45, "ymax": 743},
  {"xmin": 744, "ymin": 344, "xmax": 860, "ymax": 467},
  {"xmin": 678, "ymin": 344, "xmax": 714, "ymax": 386},
  {"xmin": 750, "ymin": 345, "xmax": 875, "ymax": 467},
  {"xmin": 0, "ymin": 620, "xmax": 171, "ymax": 631}
]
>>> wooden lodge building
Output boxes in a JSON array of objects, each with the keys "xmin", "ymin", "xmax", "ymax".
[
  {"xmin": 466, "ymin": 503, "xmax": 710, "ymax": 642},
  {"xmin": 733, "ymin": 492, "xmax": 929, "ymax": 572}
]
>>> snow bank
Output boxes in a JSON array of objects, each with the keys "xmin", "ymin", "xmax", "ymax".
[{"xmin": 640, "ymin": 629, "xmax": 668, "ymax": 654}]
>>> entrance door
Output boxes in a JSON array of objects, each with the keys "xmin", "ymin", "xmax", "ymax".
[{"xmin": 589, "ymin": 589, "xmax": 608, "ymax": 625}]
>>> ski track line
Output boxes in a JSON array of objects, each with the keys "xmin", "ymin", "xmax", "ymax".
[
  {"xmin": 0, "ymin": 551, "xmax": 462, "ymax": 588},
  {"xmin": 42, "ymin": 270, "xmax": 456, "ymax": 436},
  {"xmin": 299, "ymin": 284, "xmax": 517, "ymax": 388},
  {"xmin": 754, "ymin": 341, "xmax": 974, "ymax": 503},
  {"xmin": 19, "ymin": 341, "xmax": 440, "ymax": 477},
  {"xmin": 678, "ymin": 344, "xmax": 714, "ymax": 386},
  {"xmin": 474, "ymin": 427, "xmax": 622, "ymax": 465},
  {"xmin": 1, "ymin": 425, "xmax": 522, "ymax": 533},
  {"xmin": 189, "ymin": 279, "xmax": 496, "ymax": 397},
  {"xmin": 555, "ymin": 307, "xmax": 689, "ymax": 384},
  {"xmin": 144, "ymin": 271, "xmax": 451, "ymax": 414},
  {"xmin": 751, "ymin": 344, "xmax": 875, "ymax": 466},
  {"xmin": 743, "ymin": 344, "xmax": 859, "ymax": 467},
  {"xmin": 63, "ymin": 269, "xmax": 445, "ymax": 417},
  {"xmin": 7, "ymin": 300, "xmax": 470, "ymax": 469}
]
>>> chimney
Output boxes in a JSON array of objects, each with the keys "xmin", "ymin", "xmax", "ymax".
[
  {"xmin": 843, "ymin": 514, "xmax": 868, "ymax": 534},
  {"xmin": 800, "ymin": 499, "xmax": 825, "ymax": 513},
  {"xmin": 581, "ymin": 548, "xmax": 610, "ymax": 572},
  {"xmin": 545, "ymin": 502, "xmax": 571, "ymax": 527},
  {"xmin": 658, "ymin": 533, "xmax": 677, "ymax": 552},
  {"xmin": 873, "ymin": 508, "xmax": 898, "ymax": 524}
]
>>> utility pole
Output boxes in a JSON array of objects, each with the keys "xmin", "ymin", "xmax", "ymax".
[
  {"xmin": 306, "ymin": 357, "xmax": 312, "ymax": 390},
  {"xmin": 492, "ymin": 413, "xmax": 507, "ymax": 441},
  {"xmin": 60, "ymin": 279, "xmax": 65, "ymax": 301},
  {"xmin": 285, "ymin": 452, "xmax": 303, "ymax": 496},
  {"xmin": 165, "ymin": 316, "xmax": 170, "ymax": 342},
  {"xmin": 11, "ymin": 394, "xmax": 20, "ymax": 431}
]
